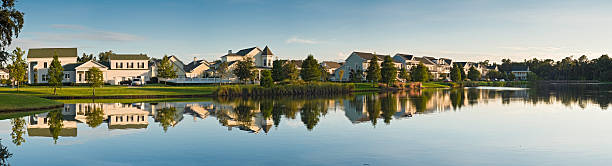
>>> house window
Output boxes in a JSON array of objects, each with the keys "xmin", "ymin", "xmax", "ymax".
[
  {"xmin": 120, "ymin": 63, "xmax": 123, "ymax": 68},
  {"xmin": 44, "ymin": 62, "xmax": 48, "ymax": 68},
  {"xmin": 64, "ymin": 74, "xmax": 70, "ymax": 79},
  {"xmin": 115, "ymin": 62, "xmax": 119, "ymax": 69},
  {"xmin": 131, "ymin": 62, "xmax": 134, "ymax": 68}
]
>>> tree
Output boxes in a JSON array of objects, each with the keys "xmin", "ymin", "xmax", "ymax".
[
  {"xmin": 85, "ymin": 107, "xmax": 104, "ymax": 128},
  {"xmin": 485, "ymin": 70, "xmax": 503, "ymax": 80},
  {"xmin": 365, "ymin": 57, "xmax": 381, "ymax": 85},
  {"xmin": 349, "ymin": 69, "xmax": 363, "ymax": 82},
  {"xmin": 47, "ymin": 110, "xmax": 63, "ymax": 144},
  {"xmin": 10, "ymin": 118, "xmax": 25, "ymax": 146},
  {"xmin": 260, "ymin": 70, "xmax": 274, "ymax": 88},
  {"xmin": 48, "ymin": 52, "xmax": 64, "ymax": 95},
  {"xmin": 215, "ymin": 61, "xmax": 229, "ymax": 86},
  {"xmin": 300, "ymin": 55, "xmax": 321, "ymax": 82},
  {"xmin": 271, "ymin": 60, "xmax": 286, "ymax": 81},
  {"xmin": 0, "ymin": 0, "xmax": 25, "ymax": 66},
  {"xmin": 7, "ymin": 47, "xmax": 25, "ymax": 92},
  {"xmin": 410, "ymin": 63, "xmax": 430, "ymax": 82},
  {"xmin": 155, "ymin": 107, "xmax": 178, "ymax": 132},
  {"xmin": 450, "ymin": 63, "xmax": 462, "ymax": 82},
  {"xmin": 458, "ymin": 64, "xmax": 466, "ymax": 81},
  {"xmin": 87, "ymin": 67, "xmax": 104, "ymax": 97},
  {"xmin": 233, "ymin": 58, "xmax": 255, "ymax": 84},
  {"xmin": 284, "ymin": 61, "xmax": 300, "ymax": 80},
  {"xmin": 97, "ymin": 50, "xmax": 114, "ymax": 62},
  {"xmin": 399, "ymin": 67, "xmax": 410, "ymax": 82},
  {"xmin": 380, "ymin": 56, "xmax": 397, "ymax": 86},
  {"xmin": 157, "ymin": 55, "xmax": 178, "ymax": 85},
  {"xmin": 77, "ymin": 53, "xmax": 94, "ymax": 63},
  {"xmin": 467, "ymin": 67, "xmax": 481, "ymax": 80}
]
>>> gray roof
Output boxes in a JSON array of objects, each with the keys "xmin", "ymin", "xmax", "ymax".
[
  {"xmin": 414, "ymin": 57, "xmax": 436, "ymax": 65},
  {"xmin": 235, "ymin": 47, "xmax": 258, "ymax": 56},
  {"xmin": 321, "ymin": 61, "xmax": 342, "ymax": 69},
  {"xmin": 511, "ymin": 65, "xmax": 529, "ymax": 71},
  {"xmin": 62, "ymin": 63, "xmax": 84, "ymax": 71},
  {"xmin": 261, "ymin": 46, "xmax": 274, "ymax": 55},
  {"xmin": 27, "ymin": 48, "xmax": 77, "ymax": 58},
  {"xmin": 109, "ymin": 54, "xmax": 149, "ymax": 60},
  {"xmin": 395, "ymin": 54, "xmax": 414, "ymax": 60},
  {"xmin": 184, "ymin": 60, "xmax": 209, "ymax": 72},
  {"xmin": 353, "ymin": 52, "xmax": 388, "ymax": 61}
]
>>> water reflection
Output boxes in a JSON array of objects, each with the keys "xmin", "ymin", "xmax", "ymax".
[{"xmin": 10, "ymin": 84, "xmax": 612, "ymax": 144}]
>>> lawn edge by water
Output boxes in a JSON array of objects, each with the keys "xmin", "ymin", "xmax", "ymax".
[{"xmin": 0, "ymin": 94, "xmax": 64, "ymax": 112}]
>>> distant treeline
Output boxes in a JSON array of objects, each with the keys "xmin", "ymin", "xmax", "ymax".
[{"xmin": 498, "ymin": 55, "xmax": 612, "ymax": 81}]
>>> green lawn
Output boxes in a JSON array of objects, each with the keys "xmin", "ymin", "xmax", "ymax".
[
  {"xmin": 350, "ymin": 83, "xmax": 380, "ymax": 91},
  {"xmin": 0, "ymin": 94, "xmax": 63, "ymax": 111},
  {"xmin": 421, "ymin": 82, "xmax": 451, "ymax": 88},
  {"xmin": 56, "ymin": 97, "xmax": 214, "ymax": 104},
  {"xmin": 0, "ymin": 85, "xmax": 217, "ymax": 97}
]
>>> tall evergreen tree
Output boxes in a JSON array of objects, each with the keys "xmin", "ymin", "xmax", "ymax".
[
  {"xmin": 380, "ymin": 56, "xmax": 397, "ymax": 86},
  {"xmin": 300, "ymin": 55, "xmax": 321, "ymax": 82},
  {"xmin": 48, "ymin": 52, "xmax": 64, "ymax": 95},
  {"xmin": 284, "ymin": 61, "xmax": 300, "ymax": 80},
  {"xmin": 450, "ymin": 63, "xmax": 462, "ymax": 82},
  {"xmin": 271, "ymin": 60, "xmax": 286, "ymax": 81},
  {"xmin": 410, "ymin": 63, "xmax": 430, "ymax": 82},
  {"xmin": 215, "ymin": 61, "xmax": 229, "ymax": 86},
  {"xmin": 157, "ymin": 55, "xmax": 178, "ymax": 85},
  {"xmin": 399, "ymin": 67, "xmax": 410, "ymax": 82},
  {"xmin": 8, "ymin": 47, "xmax": 26, "ymax": 92},
  {"xmin": 365, "ymin": 57, "xmax": 381, "ymax": 85},
  {"xmin": 260, "ymin": 70, "xmax": 274, "ymax": 88},
  {"xmin": 467, "ymin": 66, "xmax": 481, "ymax": 80},
  {"xmin": 233, "ymin": 58, "xmax": 256, "ymax": 84}
]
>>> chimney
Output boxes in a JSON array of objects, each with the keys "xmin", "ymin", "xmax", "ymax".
[
  {"xmin": 194, "ymin": 57, "xmax": 197, "ymax": 62},
  {"xmin": 228, "ymin": 50, "xmax": 232, "ymax": 54}
]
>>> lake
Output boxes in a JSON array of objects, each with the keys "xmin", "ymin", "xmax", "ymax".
[{"xmin": 1, "ymin": 84, "xmax": 612, "ymax": 166}]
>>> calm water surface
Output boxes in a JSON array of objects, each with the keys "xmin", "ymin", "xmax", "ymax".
[{"xmin": 1, "ymin": 85, "xmax": 612, "ymax": 166}]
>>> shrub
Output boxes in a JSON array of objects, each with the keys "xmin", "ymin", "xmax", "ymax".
[{"xmin": 215, "ymin": 82, "xmax": 354, "ymax": 97}]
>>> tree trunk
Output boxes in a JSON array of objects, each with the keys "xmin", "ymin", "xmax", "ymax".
[
  {"xmin": 54, "ymin": 87, "xmax": 57, "ymax": 95},
  {"xmin": 92, "ymin": 87, "xmax": 95, "ymax": 97}
]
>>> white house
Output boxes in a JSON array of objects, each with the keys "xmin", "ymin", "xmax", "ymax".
[
  {"xmin": 332, "ymin": 52, "xmax": 402, "ymax": 82},
  {"xmin": 0, "ymin": 68, "xmax": 8, "ymax": 80},
  {"xmin": 511, "ymin": 65, "xmax": 530, "ymax": 80},
  {"xmin": 101, "ymin": 54, "xmax": 150, "ymax": 85},
  {"xmin": 221, "ymin": 46, "xmax": 275, "ymax": 68},
  {"xmin": 27, "ymin": 48, "xmax": 78, "ymax": 84}
]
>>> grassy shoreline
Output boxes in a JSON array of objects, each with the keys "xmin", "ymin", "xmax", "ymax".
[{"xmin": 0, "ymin": 94, "xmax": 63, "ymax": 111}]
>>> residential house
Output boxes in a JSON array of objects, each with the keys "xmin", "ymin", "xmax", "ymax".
[
  {"xmin": 320, "ymin": 61, "xmax": 342, "ymax": 74},
  {"xmin": 27, "ymin": 48, "xmax": 78, "ymax": 84},
  {"xmin": 424, "ymin": 56, "xmax": 452, "ymax": 80},
  {"xmin": 102, "ymin": 54, "xmax": 150, "ymax": 85},
  {"xmin": 221, "ymin": 46, "xmax": 275, "ymax": 68},
  {"xmin": 0, "ymin": 68, "xmax": 8, "ymax": 80},
  {"xmin": 183, "ymin": 58, "xmax": 211, "ymax": 78},
  {"xmin": 511, "ymin": 65, "xmax": 530, "ymax": 80},
  {"xmin": 332, "ymin": 52, "xmax": 402, "ymax": 82},
  {"xmin": 393, "ymin": 54, "xmax": 420, "ymax": 70}
]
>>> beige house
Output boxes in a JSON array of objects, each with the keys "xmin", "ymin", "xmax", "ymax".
[
  {"xmin": 0, "ymin": 68, "xmax": 8, "ymax": 80},
  {"xmin": 221, "ymin": 46, "xmax": 275, "ymax": 68},
  {"xmin": 27, "ymin": 48, "xmax": 79, "ymax": 84},
  {"xmin": 332, "ymin": 52, "xmax": 402, "ymax": 82}
]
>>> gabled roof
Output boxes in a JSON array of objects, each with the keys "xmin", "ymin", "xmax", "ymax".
[
  {"xmin": 261, "ymin": 46, "xmax": 274, "ymax": 55},
  {"xmin": 0, "ymin": 68, "xmax": 9, "ymax": 73},
  {"xmin": 394, "ymin": 54, "xmax": 414, "ymax": 60},
  {"xmin": 235, "ymin": 47, "xmax": 259, "ymax": 56},
  {"xmin": 184, "ymin": 60, "xmax": 209, "ymax": 72},
  {"xmin": 62, "ymin": 63, "xmax": 84, "ymax": 71},
  {"xmin": 63, "ymin": 61, "xmax": 108, "ymax": 71},
  {"xmin": 511, "ymin": 65, "xmax": 529, "ymax": 71},
  {"xmin": 109, "ymin": 54, "xmax": 149, "ymax": 60},
  {"xmin": 353, "ymin": 52, "xmax": 388, "ymax": 61},
  {"xmin": 321, "ymin": 61, "xmax": 342, "ymax": 69},
  {"xmin": 289, "ymin": 60, "xmax": 303, "ymax": 68},
  {"xmin": 27, "ymin": 48, "xmax": 77, "ymax": 58},
  {"xmin": 414, "ymin": 57, "xmax": 436, "ymax": 65}
]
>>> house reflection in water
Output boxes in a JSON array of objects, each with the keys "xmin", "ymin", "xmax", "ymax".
[
  {"xmin": 27, "ymin": 107, "xmax": 78, "ymax": 137},
  {"xmin": 213, "ymin": 102, "xmax": 274, "ymax": 134}
]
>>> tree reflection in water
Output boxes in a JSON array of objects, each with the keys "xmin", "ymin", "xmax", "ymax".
[
  {"xmin": 380, "ymin": 93, "xmax": 397, "ymax": 124},
  {"xmin": 155, "ymin": 107, "xmax": 178, "ymax": 132},
  {"xmin": 0, "ymin": 139, "xmax": 11, "ymax": 166},
  {"xmin": 299, "ymin": 100, "xmax": 328, "ymax": 131},
  {"xmin": 365, "ymin": 94, "xmax": 381, "ymax": 126},
  {"xmin": 10, "ymin": 118, "xmax": 26, "ymax": 146},
  {"xmin": 47, "ymin": 110, "xmax": 64, "ymax": 144},
  {"xmin": 85, "ymin": 106, "xmax": 104, "ymax": 128}
]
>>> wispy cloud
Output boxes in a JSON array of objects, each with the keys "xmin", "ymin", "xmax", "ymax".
[
  {"xmin": 48, "ymin": 24, "xmax": 144, "ymax": 41},
  {"xmin": 286, "ymin": 36, "xmax": 319, "ymax": 44}
]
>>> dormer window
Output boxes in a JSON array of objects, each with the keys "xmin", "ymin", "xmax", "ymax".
[{"xmin": 44, "ymin": 62, "xmax": 48, "ymax": 68}]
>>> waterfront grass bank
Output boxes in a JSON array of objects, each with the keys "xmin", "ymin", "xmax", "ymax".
[
  {"xmin": 0, "ymin": 94, "xmax": 63, "ymax": 112},
  {"xmin": 215, "ymin": 83, "xmax": 355, "ymax": 97}
]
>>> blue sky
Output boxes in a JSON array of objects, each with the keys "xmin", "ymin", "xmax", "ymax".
[{"xmin": 10, "ymin": 0, "xmax": 612, "ymax": 62}]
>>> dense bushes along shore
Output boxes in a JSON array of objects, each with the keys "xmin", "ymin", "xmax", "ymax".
[{"xmin": 215, "ymin": 83, "xmax": 355, "ymax": 97}]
